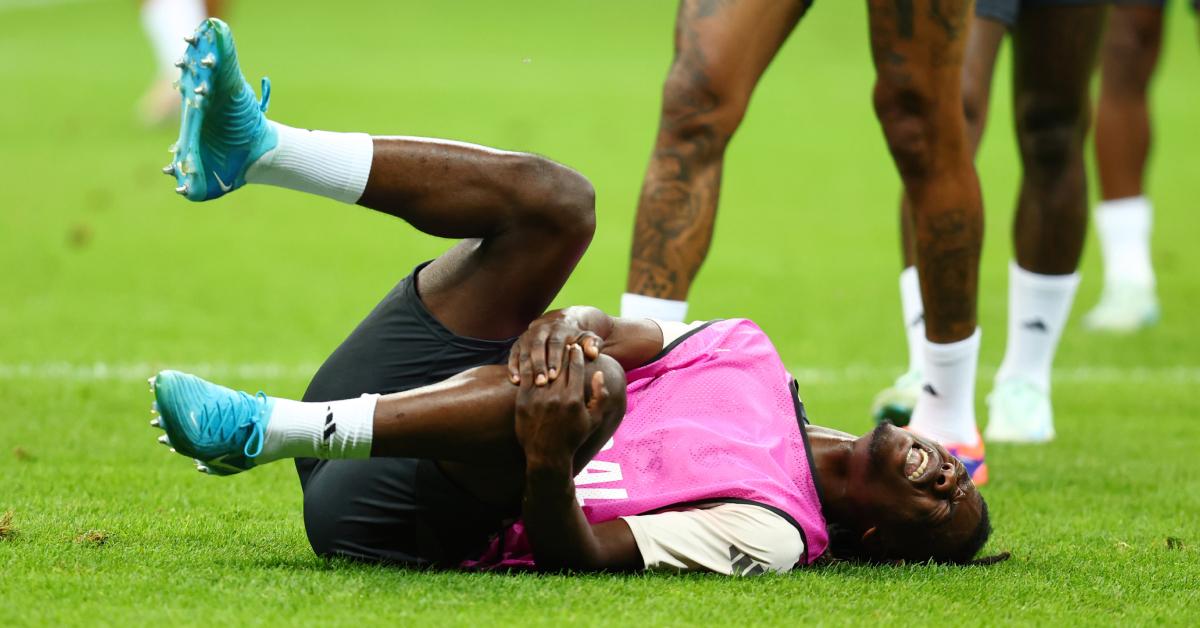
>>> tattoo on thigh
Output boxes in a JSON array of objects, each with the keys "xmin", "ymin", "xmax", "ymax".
[{"xmin": 929, "ymin": 0, "xmax": 965, "ymax": 41}]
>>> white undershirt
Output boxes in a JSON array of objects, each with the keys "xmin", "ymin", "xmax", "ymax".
[{"xmin": 607, "ymin": 319, "xmax": 806, "ymax": 575}]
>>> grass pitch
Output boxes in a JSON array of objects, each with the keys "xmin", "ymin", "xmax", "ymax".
[{"xmin": 2, "ymin": 0, "xmax": 1198, "ymax": 624}]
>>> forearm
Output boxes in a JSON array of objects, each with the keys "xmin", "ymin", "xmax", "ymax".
[
  {"xmin": 554, "ymin": 306, "xmax": 664, "ymax": 370},
  {"xmin": 521, "ymin": 456, "xmax": 639, "ymax": 571}
]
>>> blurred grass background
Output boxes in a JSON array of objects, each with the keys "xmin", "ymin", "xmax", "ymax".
[{"xmin": 1, "ymin": 0, "xmax": 1197, "ymax": 624}]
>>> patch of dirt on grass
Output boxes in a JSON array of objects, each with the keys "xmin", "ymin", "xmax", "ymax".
[
  {"xmin": 13, "ymin": 447, "xmax": 34, "ymax": 462},
  {"xmin": 0, "ymin": 511, "xmax": 16, "ymax": 540},
  {"xmin": 75, "ymin": 530, "xmax": 110, "ymax": 546}
]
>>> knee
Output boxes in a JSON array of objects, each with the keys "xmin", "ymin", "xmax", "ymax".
[
  {"xmin": 656, "ymin": 65, "xmax": 749, "ymax": 162},
  {"xmin": 873, "ymin": 81, "xmax": 939, "ymax": 180},
  {"xmin": 509, "ymin": 154, "xmax": 596, "ymax": 242},
  {"xmin": 572, "ymin": 355, "xmax": 627, "ymax": 472},
  {"xmin": 1016, "ymin": 96, "xmax": 1088, "ymax": 176},
  {"xmin": 586, "ymin": 354, "xmax": 628, "ymax": 428}
]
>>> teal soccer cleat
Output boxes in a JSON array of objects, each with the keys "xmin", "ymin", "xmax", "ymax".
[
  {"xmin": 163, "ymin": 18, "xmax": 277, "ymax": 201},
  {"xmin": 150, "ymin": 370, "xmax": 274, "ymax": 475}
]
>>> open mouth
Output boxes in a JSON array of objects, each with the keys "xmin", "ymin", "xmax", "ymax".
[{"xmin": 903, "ymin": 441, "xmax": 940, "ymax": 483}]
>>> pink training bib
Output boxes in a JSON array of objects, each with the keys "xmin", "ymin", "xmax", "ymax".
[{"xmin": 463, "ymin": 319, "xmax": 828, "ymax": 569}]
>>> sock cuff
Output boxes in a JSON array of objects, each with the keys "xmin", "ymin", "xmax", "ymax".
[
  {"xmin": 1010, "ymin": 261, "xmax": 1081, "ymax": 291},
  {"xmin": 1098, "ymin": 196, "xmax": 1151, "ymax": 213},
  {"xmin": 620, "ymin": 293, "xmax": 688, "ymax": 322},
  {"xmin": 923, "ymin": 327, "xmax": 981, "ymax": 363}
]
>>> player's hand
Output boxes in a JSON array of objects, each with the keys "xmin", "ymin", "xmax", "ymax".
[
  {"xmin": 509, "ymin": 310, "xmax": 603, "ymax": 386},
  {"xmin": 514, "ymin": 344, "xmax": 608, "ymax": 463}
]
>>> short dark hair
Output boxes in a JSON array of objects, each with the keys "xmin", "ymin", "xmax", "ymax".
[{"xmin": 824, "ymin": 494, "xmax": 1010, "ymax": 566}]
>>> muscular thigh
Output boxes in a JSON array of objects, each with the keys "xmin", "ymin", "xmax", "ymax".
[
  {"xmin": 867, "ymin": 0, "xmax": 970, "ymax": 90},
  {"xmin": 1012, "ymin": 5, "xmax": 1106, "ymax": 110}
]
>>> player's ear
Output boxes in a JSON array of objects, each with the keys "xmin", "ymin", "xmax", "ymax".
[{"xmin": 859, "ymin": 525, "xmax": 894, "ymax": 561}]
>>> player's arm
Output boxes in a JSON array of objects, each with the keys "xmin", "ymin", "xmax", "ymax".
[
  {"xmin": 515, "ymin": 344, "xmax": 643, "ymax": 571},
  {"xmin": 507, "ymin": 306, "xmax": 664, "ymax": 384}
]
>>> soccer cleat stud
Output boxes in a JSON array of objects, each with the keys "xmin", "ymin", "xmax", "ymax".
[
  {"xmin": 175, "ymin": 185, "xmax": 189, "ymax": 195},
  {"xmin": 200, "ymin": 54, "xmax": 216, "ymax": 68},
  {"xmin": 162, "ymin": 164, "xmax": 175, "ymax": 175},
  {"xmin": 184, "ymin": 34, "xmax": 198, "ymax": 46},
  {"xmin": 194, "ymin": 83, "xmax": 208, "ymax": 96}
]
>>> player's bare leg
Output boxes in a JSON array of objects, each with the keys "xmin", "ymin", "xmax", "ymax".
[
  {"xmin": 1087, "ymin": 5, "xmax": 1164, "ymax": 332},
  {"xmin": 986, "ymin": 5, "xmax": 1107, "ymax": 443},
  {"xmin": 868, "ymin": 0, "xmax": 987, "ymax": 481},
  {"xmin": 875, "ymin": 16, "xmax": 1006, "ymax": 428},
  {"xmin": 621, "ymin": 0, "xmax": 809, "ymax": 321}
]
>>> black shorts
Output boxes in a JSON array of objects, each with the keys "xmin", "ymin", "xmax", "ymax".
[
  {"xmin": 296, "ymin": 261, "xmax": 518, "ymax": 566},
  {"xmin": 976, "ymin": 0, "xmax": 1108, "ymax": 26}
]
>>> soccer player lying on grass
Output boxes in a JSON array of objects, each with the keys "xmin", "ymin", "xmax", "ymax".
[{"xmin": 151, "ymin": 19, "xmax": 999, "ymax": 574}]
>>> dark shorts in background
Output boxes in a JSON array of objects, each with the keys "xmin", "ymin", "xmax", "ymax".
[
  {"xmin": 976, "ymin": 0, "xmax": 1117, "ymax": 27},
  {"xmin": 296, "ymin": 262, "xmax": 518, "ymax": 567}
]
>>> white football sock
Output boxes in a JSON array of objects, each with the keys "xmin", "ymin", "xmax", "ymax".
[
  {"xmin": 995, "ymin": 262, "xmax": 1080, "ymax": 393},
  {"xmin": 260, "ymin": 394, "xmax": 378, "ymax": 462},
  {"xmin": 620, "ymin": 293, "xmax": 688, "ymax": 322},
  {"xmin": 908, "ymin": 329, "xmax": 981, "ymax": 446},
  {"xmin": 141, "ymin": 0, "xmax": 206, "ymax": 78},
  {"xmin": 245, "ymin": 122, "xmax": 374, "ymax": 204},
  {"xmin": 1095, "ymin": 196, "xmax": 1156, "ymax": 288},
  {"xmin": 899, "ymin": 266, "xmax": 925, "ymax": 374}
]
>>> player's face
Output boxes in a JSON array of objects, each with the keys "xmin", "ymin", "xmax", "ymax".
[{"xmin": 845, "ymin": 423, "xmax": 983, "ymax": 560}]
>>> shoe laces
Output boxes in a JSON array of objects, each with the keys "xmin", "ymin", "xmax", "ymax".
[{"xmin": 197, "ymin": 389, "xmax": 268, "ymax": 458}]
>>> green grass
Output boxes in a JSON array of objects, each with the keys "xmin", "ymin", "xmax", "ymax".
[{"xmin": 2, "ymin": 0, "xmax": 1199, "ymax": 624}]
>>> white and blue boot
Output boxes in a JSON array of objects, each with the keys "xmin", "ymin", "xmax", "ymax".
[{"xmin": 163, "ymin": 18, "xmax": 277, "ymax": 201}]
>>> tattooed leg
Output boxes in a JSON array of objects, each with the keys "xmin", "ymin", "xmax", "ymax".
[
  {"xmin": 869, "ymin": 0, "xmax": 983, "ymax": 343},
  {"xmin": 898, "ymin": 15, "xmax": 1006, "ymax": 268},
  {"xmin": 625, "ymin": 0, "xmax": 809, "ymax": 301}
]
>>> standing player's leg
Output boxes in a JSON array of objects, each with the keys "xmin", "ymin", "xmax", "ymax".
[
  {"xmin": 867, "ymin": 0, "xmax": 987, "ymax": 481},
  {"xmin": 620, "ymin": 0, "xmax": 809, "ymax": 322},
  {"xmin": 873, "ymin": 11, "xmax": 1008, "ymax": 427},
  {"xmin": 985, "ymin": 5, "xmax": 1107, "ymax": 443},
  {"xmin": 1086, "ymin": 3, "xmax": 1164, "ymax": 332}
]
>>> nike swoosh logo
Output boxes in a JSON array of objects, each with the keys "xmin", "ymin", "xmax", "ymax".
[
  {"xmin": 212, "ymin": 170, "xmax": 233, "ymax": 193},
  {"xmin": 206, "ymin": 454, "xmax": 243, "ymax": 473}
]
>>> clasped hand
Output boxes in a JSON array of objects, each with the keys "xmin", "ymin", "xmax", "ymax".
[{"xmin": 513, "ymin": 343, "xmax": 608, "ymax": 464}]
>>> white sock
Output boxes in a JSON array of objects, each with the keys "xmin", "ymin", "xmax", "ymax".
[
  {"xmin": 141, "ymin": 0, "xmax": 206, "ymax": 78},
  {"xmin": 995, "ymin": 262, "xmax": 1080, "ymax": 393},
  {"xmin": 620, "ymin": 293, "xmax": 688, "ymax": 322},
  {"xmin": 908, "ymin": 329, "xmax": 981, "ymax": 445},
  {"xmin": 260, "ymin": 394, "xmax": 378, "ymax": 462},
  {"xmin": 899, "ymin": 266, "xmax": 925, "ymax": 374},
  {"xmin": 245, "ymin": 122, "xmax": 374, "ymax": 204},
  {"xmin": 1095, "ymin": 196, "xmax": 1156, "ymax": 288}
]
